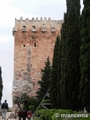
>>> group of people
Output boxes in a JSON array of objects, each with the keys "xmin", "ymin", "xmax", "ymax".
[
  {"xmin": 18, "ymin": 110, "xmax": 32, "ymax": 120},
  {"xmin": 0, "ymin": 100, "xmax": 32, "ymax": 120}
]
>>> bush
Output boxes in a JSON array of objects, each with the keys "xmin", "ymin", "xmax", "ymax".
[
  {"xmin": 35, "ymin": 109, "xmax": 90, "ymax": 120},
  {"xmin": 29, "ymin": 105, "xmax": 35, "ymax": 113},
  {"xmin": 36, "ymin": 109, "xmax": 58, "ymax": 120}
]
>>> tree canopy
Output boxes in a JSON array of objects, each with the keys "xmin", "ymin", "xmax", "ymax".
[
  {"xmin": 36, "ymin": 57, "xmax": 51, "ymax": 102},
  {"xmin": 79, "ymin": 0, "xmax": 90, "ymax": 112}
]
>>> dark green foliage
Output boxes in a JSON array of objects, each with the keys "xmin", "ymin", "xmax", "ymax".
[
  {"xmin": 65, "ymin": 0, "xmax": 81, "ymax": 110},
  {"xmin": 28, "ymin": 97, "xmax": 39, "ymax": 107},
  {"xmin": 60, "ymin": 0, "xmax": 81, "ymax": 110},
  {"xmin": 0, "ymin": 67, "xmax": 3, "ymax": 100},
  {"xmin": 35, "ymin": 109, "xmax": 90, "ymax": 120},
  {"xmin": 36, "ymin": 57, "xmax": 51, "ymax": 102},
  {"xmin": 56, "ymin": 36, "xmax": 62, "ymax": 109},
  {"xmin": 28, "ymin": 105, "xmax": 35, "ymax": 113},
  {"xmin": 50, "ymin": 36, "xmax": 61, "ymax": 108},
  {"xmin": 60, "ymin": 13, "xmax": 68, "ymax": 109},
  {"xmin": 79, "ymin": 0, "xmax": 90, "ymax": 112},
  {"xmin": 35, "ymin": 109, "xmax": 57, "ymax": 120},
  {"xmin": 13, "ymin": 93, "xmax": 38, "ymax": 111},
  {"xmin": 13, "ymin": 93, "xmax": 31, "ymax": 111}
]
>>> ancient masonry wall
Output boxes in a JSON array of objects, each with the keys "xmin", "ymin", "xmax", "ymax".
[{"xmin": 12, "ymin": 17, "xmax": 63, "ymax": 98}]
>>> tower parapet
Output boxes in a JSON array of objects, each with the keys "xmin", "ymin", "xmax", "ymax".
[{"xmin": 13, "ymin": 17, "xmax": 63, "ymax": 35}]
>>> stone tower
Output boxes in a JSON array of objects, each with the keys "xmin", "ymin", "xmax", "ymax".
[{"xmin": 12, "ymin": 17, "xmax": 63, "ymax": 98}]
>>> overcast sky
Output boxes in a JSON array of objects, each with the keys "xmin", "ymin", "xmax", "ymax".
[{"xmin": 0, "ymin": 0, "xmax": 83, "ymax": 107}]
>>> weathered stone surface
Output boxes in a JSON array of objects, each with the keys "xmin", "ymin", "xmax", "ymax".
[{"xmin": 12, "ymin": 17, "xmax": 63, "ymax": 98}]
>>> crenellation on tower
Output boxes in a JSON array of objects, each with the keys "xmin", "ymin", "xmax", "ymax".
[
  {"xmin": 48, "ymin": 17, "xmax": 51, "ymax": 20},
  {"xmin": 20, "ymin": 17, "xmax": 23, "ymax": 20},
  {"xmin": 40, "ymin": 17, "xmax": 42, "ymax": 20},
  {"xmin": 32, "ymin": 17, "xmax": 34, "ymax": 20},
  {"xmin": 13, "ymin": 17, "xmax": 62, "ymax": 26},
  {"xmin": 13, "ymin": 17, "xmax": 63, "ymax": 36},
  {"xmin": 44, "ymin": 17, "xmax": 47, "ymax": 20},
  {"xmin": 36, "ymin": 17, "xmax": 38, "ymax": 20},
  {"xmin": 12, "ymin": 17, "xmax": 63, "ymax": 99}
]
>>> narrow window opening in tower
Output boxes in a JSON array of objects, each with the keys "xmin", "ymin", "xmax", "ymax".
[
  {"xmin": 32, "ymin": 36, "xmax": 35, "ymax": 39},
  {"xmin": 22, "ymin": 26, "xmax": 26, "ymax": 32},
  {"xmin": 23, "ymin": 45, "xmax": 25, "ymax": 47},
  {"xmin": 42, "ymin": 27, "xmax": 46, "ymax": 32},
  {"xmin": 42, "ymin": 24, "xmax": 46, "ymax": 33},
  {"xmin": 32, "ymin": 26, "xmax": 35, "ymax": 29},
  {"xmin": 51, "ymin": 27, "xmax": 56, "ymax": 33},
  {"xmin": 23, "ymin": 26, "xmax": 26, "ymax": 28},
  {"xmin": 34, "ymin": 43, "xmax": 36, "ymax": 47},
  {"xmin": 32, "ymin": 26, "xmax": 36, "ymax": 32}
]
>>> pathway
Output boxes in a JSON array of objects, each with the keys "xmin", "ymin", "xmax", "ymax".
[
  {"xmin": 6, "ymin": 112, "xmax": 33, "ymax": 120},
  {"xmin": 0, "ymin": 112, "xmax": 34, "ymax": 120}
]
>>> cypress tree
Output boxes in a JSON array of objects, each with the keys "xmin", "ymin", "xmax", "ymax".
[
  {"xmin": 0, "ymin": 67, "xmax": 3, "ymax": 100},
  {"xmin": 79, "ymin": 0, "xmax": 90, "ymax": 112},
  {"xmin": 56, "ymin": 36, "xmax": 62, "ymax": 108},
  {"xmin": 61, "ymin": 0, "xmax": 81, "ymax": 110},
  {"xmin": 60, "ymin": 13, "xmax": 68, "ymax": 109},
  {"xmin": 50, "ymin": 36, "xmax": 61, "ymax": 108},
  {"xmin": 36, "ymin": 57, "xmax": 51, "ymax": 102},
  {"xmin": 66, "ymin": 0, "xmax": 81, "ymax": 110}
]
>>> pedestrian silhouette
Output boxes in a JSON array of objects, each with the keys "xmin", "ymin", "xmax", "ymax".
[{"xmin": 1, "ymin": 100, "xmax": 9, "ymax": 119}]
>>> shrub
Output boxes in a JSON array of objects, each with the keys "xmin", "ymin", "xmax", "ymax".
[
  {"xmin": 29, "ymin": 105, "xmax": 35, "ymax": 113},
  {"xmin": 35, "ymin": 109, "xmax": 90, "ymax": 120}
]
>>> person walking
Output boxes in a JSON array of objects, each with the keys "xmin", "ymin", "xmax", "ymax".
[
  {"xmin": 27, "ymin": 111, "xmax": 32, "ymax": 120},
  {"xmin": 18, "ymin": 110, "xmax": 22, "ymax": 120},
  {"xmin": 1, "ymin": 100, "xmax": 9, "ymax": 119},
  {"xmin": 18, "ymin": 108, "xmax": 27, "ymax": 120}
]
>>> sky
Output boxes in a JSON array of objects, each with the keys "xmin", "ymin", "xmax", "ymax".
[{"xmin": 0, "ymin": 0, "xmax": 83, "ymax": 107}]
